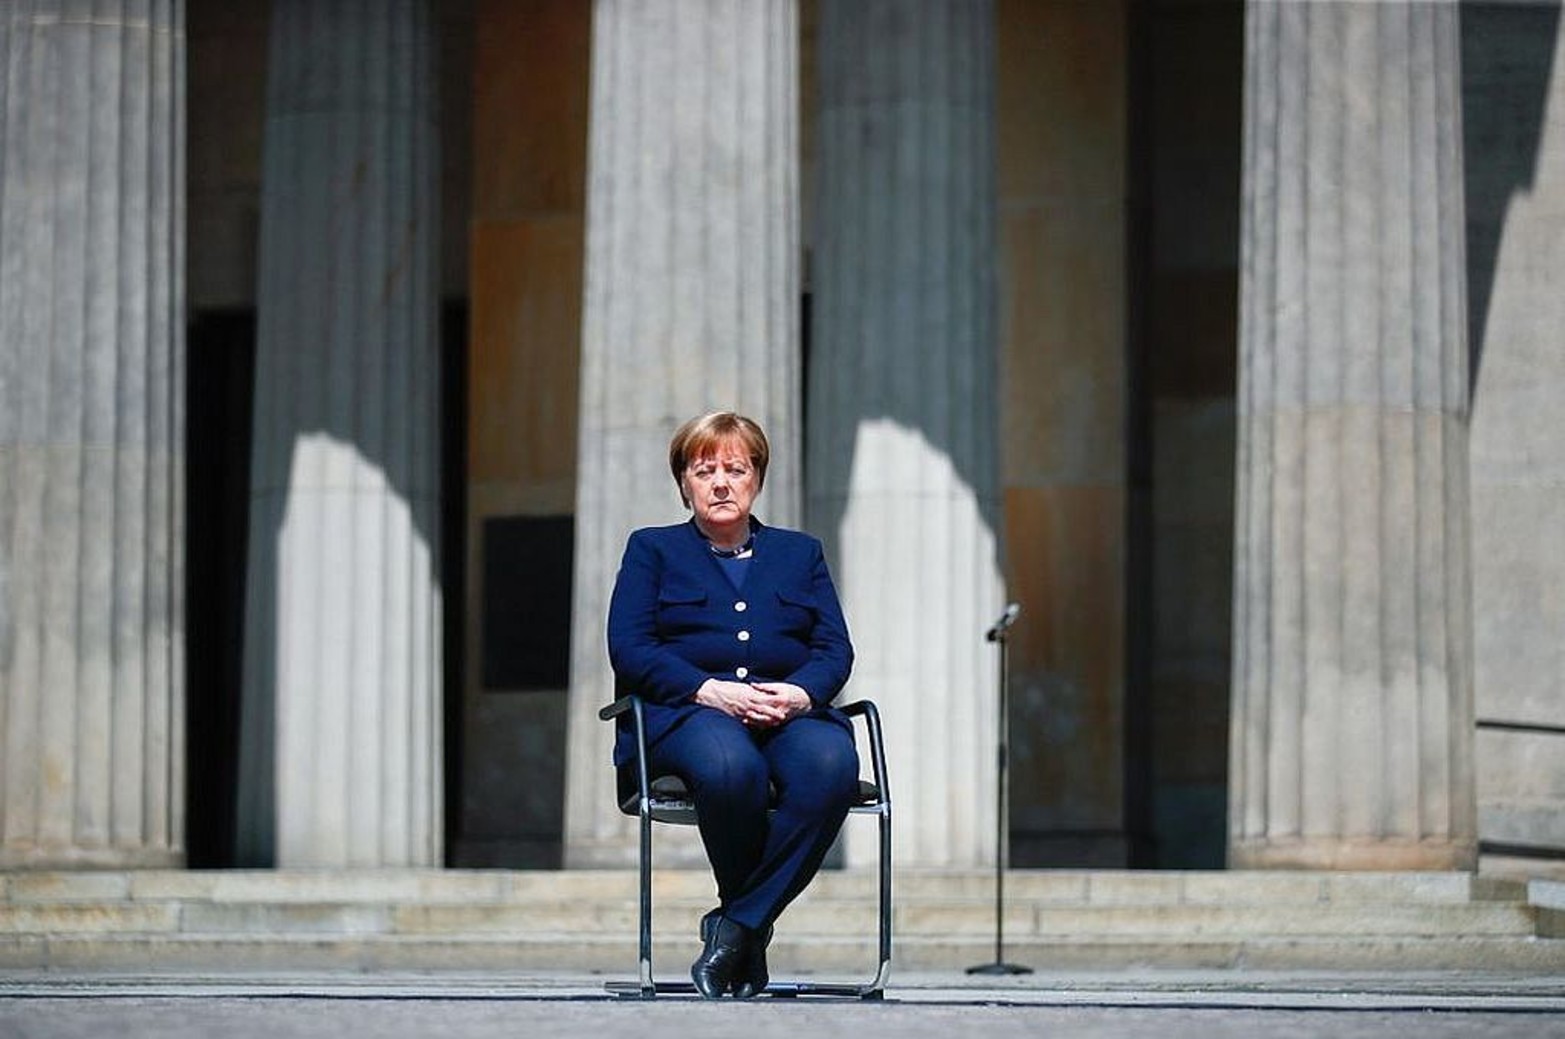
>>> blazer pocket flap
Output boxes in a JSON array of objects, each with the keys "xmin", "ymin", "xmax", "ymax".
[
  {"xmin": 658, "ymin": 583, "xmax": 708, "ymax": 606},
  {"xmin": 775, "ymin": 586, "xmax": 818, "ymax": 610}
]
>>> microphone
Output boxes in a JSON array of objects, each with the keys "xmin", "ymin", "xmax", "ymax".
[{"xmin": 985, "ymin": 602, "xmax": 1020, "ymax": 642}]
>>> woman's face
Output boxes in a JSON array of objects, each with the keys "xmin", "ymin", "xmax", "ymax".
[{"xmin": 681, "ymin": 442, "xmax": 758, "ymax": 534}]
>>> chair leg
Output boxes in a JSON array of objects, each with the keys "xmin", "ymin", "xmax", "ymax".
[
  {"xmin": 612, "ymin": 808, "xmax": 891, "ymax": 1001},
  {"xmin": 612, "ymin": 716, "xmax": 891, "ymax": 997},
  {"xmin": 638, "ymin": 805, "xmax": 655, "ymax": 997},
  {"xmin": 874, "ymin": 805, "xmax": 892, "ymax": 994}
]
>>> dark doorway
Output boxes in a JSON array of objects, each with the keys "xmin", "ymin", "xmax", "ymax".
[
  {"xmin": 1126, "ymin": 0, "xmax": 1243, "ymax": 869},
  {"xmin": 184, "ymin": 311, "xmax": 256, "ymax": 868}
]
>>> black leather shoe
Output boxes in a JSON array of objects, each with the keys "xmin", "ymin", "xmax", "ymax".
[
  {"xmin": 731, "ymin": 923, "xmax": 772, "ymax": 999},
  {"xmin": 691, "ymin": 915, "xmax": 753, "ymax": 998}
]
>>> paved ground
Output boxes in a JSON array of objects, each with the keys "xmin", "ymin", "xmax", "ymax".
[{"xmin": 3, "ymin": 971, "xmax": 1564, "ymax": 1039}]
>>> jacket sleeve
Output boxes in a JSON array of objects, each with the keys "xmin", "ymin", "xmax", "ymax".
[
  {"xmin": 784, "ymin": 539, "xmax": 855, "ymax": 707},
  {"xmin": 605, "ymin": 530, "xmax": 708, "ymax": 705}
]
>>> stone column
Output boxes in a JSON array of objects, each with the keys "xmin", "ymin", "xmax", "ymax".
[
  {"xmin": 1230, "ymin": 0, "xmax": 1475, "ymax": 870},
  {"xmin": 0, "ymin": 1, "xmax": 185, "ymax": 868},
  {"xmin": 811, "ymin": 0, "xmax": 1003, "ymax": 868},
  {"xmin": 563, "ymin": 0, "xmax": 802, "ymax": 867},
  {"xmin": 236, "ymin": 0, "xmax": 442, "ymax": 867}
]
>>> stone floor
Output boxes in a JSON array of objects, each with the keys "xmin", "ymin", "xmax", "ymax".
[{"xmin": 3, "ymin": 970, "xmax": 1565, "ymax": 1039}]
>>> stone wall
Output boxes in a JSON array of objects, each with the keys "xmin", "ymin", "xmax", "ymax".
[{"xmin": 1463, "ymin": 2, "xmax": 1565, "ymax": 864}]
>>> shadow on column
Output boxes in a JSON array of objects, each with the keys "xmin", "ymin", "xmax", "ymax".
[
  {"xmin": 185, "ymin": 303, "xmax": 467, "ymax": 867},
  {"xmin": 1462, "ymin": 1, "xmax": 1561, "ymax": 396}
]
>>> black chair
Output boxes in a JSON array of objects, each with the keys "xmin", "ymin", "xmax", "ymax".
[{"xmin": 597, "ymin": 695, "xmax": 892, "ymax": 999}]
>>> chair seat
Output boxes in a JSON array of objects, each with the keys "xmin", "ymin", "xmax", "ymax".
[{"xmin": 617, "ymin": 771, "xmax": 882, "ymax": 817}]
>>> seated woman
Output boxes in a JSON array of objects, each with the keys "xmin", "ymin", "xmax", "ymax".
[{"xmin": 606, "ymin": 411, "xmax": 860, "ymax": 999}]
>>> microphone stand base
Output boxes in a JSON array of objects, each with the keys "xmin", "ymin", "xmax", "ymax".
[{"xmin": 965, "ymin": 962, "xmax": 1034, "ymax": 976}]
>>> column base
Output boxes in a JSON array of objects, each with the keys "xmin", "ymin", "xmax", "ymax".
[
  {"xmin": 1229, "ymin": 837, "xmax": 1478, "ymax": 872},
  {"xmin": 0, "ymin": 845, "xmax": 185, "ymax": 871}
]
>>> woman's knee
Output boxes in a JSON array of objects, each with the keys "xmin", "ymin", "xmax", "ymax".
[
  {"xmin": 774, "ymin": 729, "xmax": 860, "ymax": 810},
  {"xmin": 820, "ymin": 743, "xmax": 862, "ymax": 807},
  {"xmin": 682, "ymin": 733, "xmax": 769, "ymax": 808}
]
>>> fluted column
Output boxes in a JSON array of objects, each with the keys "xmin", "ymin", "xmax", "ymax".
[
  {"xmin": 1230, "ymin": 0, "xmax": 1475, "ymax": 870},
  {"xmin": 810, "ymin": 0, "xmax": 1003, "ymax": 868},
  {"xmin": 237, "ymin": 0, "xmax": 442, "ymax": 867},
  {"xmin": 563, "ymin": 0, "xmax": 802, "ymax": 867},
  {"xmin": 0, "ymin": 1, "xmax": 185, "ymax": 869}
]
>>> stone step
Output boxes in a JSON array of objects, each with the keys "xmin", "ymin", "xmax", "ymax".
[
  {"xmin": 1, "ymin": 868, "xmax": 1559, "ymax": 975},
  {"xmin": 0, "ymin": 870, "xmax": 1543, "ymax": 930},
  {"xmin": 0, "ymin": 895, "xmax": 1535, "ymax": 940},
  {"xmin": 386, "ymin": 899, "xmax": 1539, "ymax": 939},
  {"xmin": 4, "ymin": 932, "xmax": 1565, "ymax": 974},
  {"xmin": 0, "ymin": 868, "xmax": 1530, "ymax": 906}
]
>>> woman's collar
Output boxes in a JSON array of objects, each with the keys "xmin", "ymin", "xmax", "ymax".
[{"xmin": 689, "ymin": 515, "xmax": 762, "ymax": 554}]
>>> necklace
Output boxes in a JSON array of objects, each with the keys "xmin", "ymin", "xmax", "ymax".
[{"xmin": 709, "ymin": 534, "xmax": 753, "ymax": 559}]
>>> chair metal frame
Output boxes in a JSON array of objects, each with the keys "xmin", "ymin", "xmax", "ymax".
[{"xmin": 598, "ymin": 695, "xmax": 892, "ymax": 999}]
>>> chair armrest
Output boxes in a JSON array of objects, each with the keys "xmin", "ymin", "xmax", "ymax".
[
  {"xmin": 600, "ymin": 695, "xmax": 652, "ymax": 811},
  {"xmin": 837, "ymin": 699, "xmax": 891, "ymax": 806},
  {"xmin": 599, "ymin": 697, "xmax": 638, "ymax": 722}
]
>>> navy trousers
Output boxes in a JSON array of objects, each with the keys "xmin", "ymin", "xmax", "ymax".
[{"xmin": 646, "ymin": 708, "xmax": 860, "ymax": 933}]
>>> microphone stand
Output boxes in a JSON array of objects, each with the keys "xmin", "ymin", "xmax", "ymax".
[{"xmin": 967, "ymin": 603, "xmax": 1031, "ymax": 976}]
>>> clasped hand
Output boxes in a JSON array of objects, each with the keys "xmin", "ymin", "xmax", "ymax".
[{"xmin": 695, "ymin": 678, "xmax": 811, "ymax": 729}]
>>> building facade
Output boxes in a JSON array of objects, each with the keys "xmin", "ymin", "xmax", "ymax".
[{"xmin": 2, "ymin": 0, "xmax": 1561, "ymax": 878}]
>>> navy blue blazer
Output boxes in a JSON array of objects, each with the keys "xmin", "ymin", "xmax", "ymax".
[{"xmin": 605, "ymin": 517, "xmax": 855, "ymax": 765}]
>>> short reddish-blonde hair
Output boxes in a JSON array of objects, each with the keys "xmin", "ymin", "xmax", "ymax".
[{"xmin": 668, "ymin": 411, "xmax": 770, "ymax": 507}]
